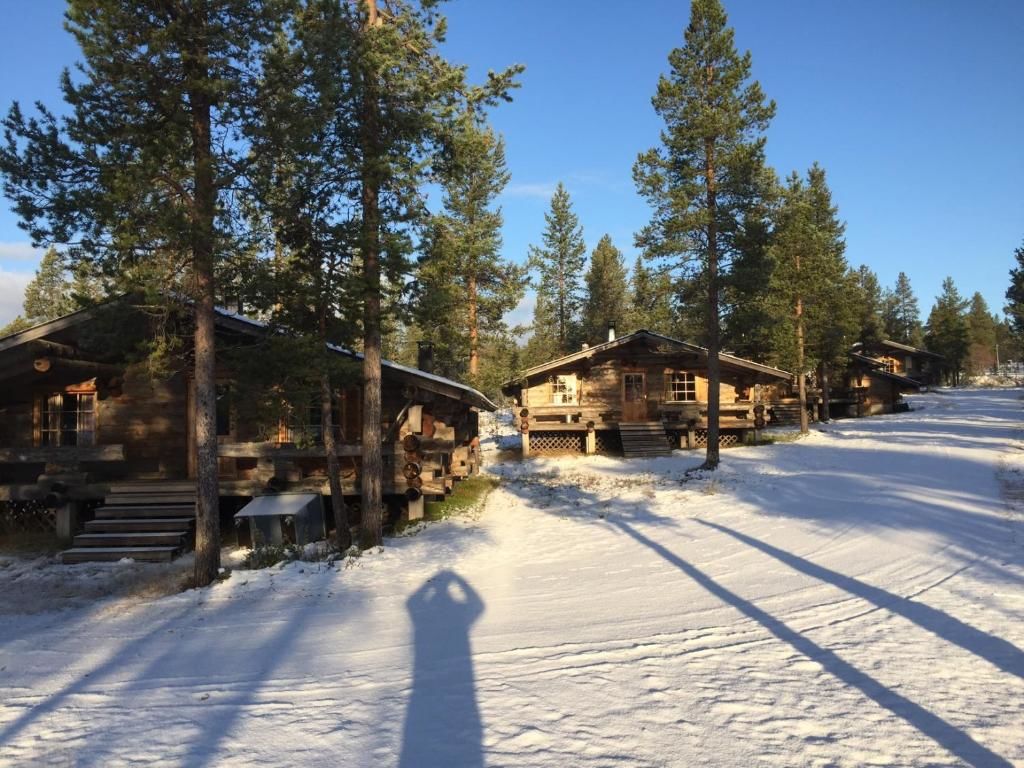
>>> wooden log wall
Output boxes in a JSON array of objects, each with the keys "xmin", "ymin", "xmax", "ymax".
[
  {"xmin": 96, "ymin": 368, "xmax": 189, "ymax": 480},
  {"xmin": 522, "ymin": 356, "xmax": 788, "ymax": 423}
]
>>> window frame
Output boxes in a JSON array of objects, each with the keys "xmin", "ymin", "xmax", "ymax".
[
  {"xmin": 37, "ymin": 390, "xmax": 97, "ymax": 448},
  {"xmin": 550, "ymin": 374, "xmax": 578, "ymax": 405},
  {"xmin": 664, "ymin": 371, "xmax": 697, "ymax": 403}
]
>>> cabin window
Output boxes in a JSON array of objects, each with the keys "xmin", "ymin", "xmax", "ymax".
[
  {"xmin": 550, "ymin": 375, "xmax": 577, "ymax": 405},
  {"xmin": 285, "ymin": 396, "xmax": 340, "ymax": 445},
  {"xmin": 39, "ymin": 392, "xmax": 96, "ymax": 447},
  {"xmin": 880, "ymin": 357, "xmax": 897, "ymax": 374},
  {"xmin": 665, "ymin": 371, "xmax": 697, "ymax": 402}
]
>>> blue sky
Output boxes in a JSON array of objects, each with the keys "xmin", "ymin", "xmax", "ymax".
[{"xmin": 1, "ymin": 0, "xmax": 1022, "ymax": 332}]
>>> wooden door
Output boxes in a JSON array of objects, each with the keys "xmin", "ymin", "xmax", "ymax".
[{"xmin": 622, "ymin": 372, "xmax": 647, "ymax": 421}]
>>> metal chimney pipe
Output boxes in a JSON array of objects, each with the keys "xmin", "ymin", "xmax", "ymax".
[
  {"xmin": 607, "ymin": 321, "xmax": 616, "ymax": 342},
  {"xmin": 416, "ymin": 341, "xmax": 434, "ymax": 373}
]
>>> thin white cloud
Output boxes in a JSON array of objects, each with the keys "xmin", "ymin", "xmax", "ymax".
[
  {"xmin": 504, "ymin": 292, "xmax": 536, "ymax": 335},
  {"xmin": 0, "ymin": 241, "xmax": 42, "ymax": 267},
  {"xmin": 0, "ymin": 269, "xmax": 31, "ymax": 326},
  {"xmin": 503, "ymin": 182, "xmax": 559, "ymax": 200}
]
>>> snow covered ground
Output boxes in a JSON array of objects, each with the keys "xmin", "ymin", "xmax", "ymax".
[{"xmin": 1, "ymin": 389, "xmax": 1023, "ymax": 767}]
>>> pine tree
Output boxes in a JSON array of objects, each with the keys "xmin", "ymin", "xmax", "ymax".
[
  {"xmin": 522, "ymin": 291, "xmax": 559, "ymax": 368},
  {"xmin": 633, "ymin": 0, "xmax": 775, "ymax": 468},
  {"xmin": 2, "ymin": 246, "xmax": 104, "ymax": 337},
  {"xmin": 925, "ymin": 277, "xmax": 970, "ymax": 384},
  {"xmin": 22, "ymin": 247, "xmax": 76, "ymax": 321},
  {"xmin": 245, "ymin": 1, "xmax": 368, "ymax": 551},
  {"xmin": 966, "ymin": 292, "xmax": 997, "ymax": 375},
  {"xmin": 802, "ymin": 163, "xmax": 854, "ymax": 420},
  {"xmin": 851, "ymin": 266, "xmax": 886, "ymax": 347},
  {"xmin": 0, "ymin": 1, "xmax": 283, "ymax": 586},
  {"xmin": 345, "ymin": 0, "xmax": 521, "ymax": 548},
  {"xmin": 722, "ymin": 211, "xmax": 776, "ymax": 362},
  {"xmin": 1005, "ymin": 240, "xmax": 1024, "ymax": 336},
  {"xmin": 765, "ymin": 169, "xmax": 851, "ymax": 432},
  {"xmin": 995, "ymin": 317, "xmax": 1024, "ymax": 370},
  {"xmin": 417, "ymin": 113, "xmax": 526, "ymax": 384},
  {"xmin": 581, "ymin": 235, "xmax": 629, "ymax": 345},
  {"xmin": 627, "ymin": 256, "xmax": 675, "ymax": 336},
  {"xmin": 884, "ymin": 272, "xmax": 923, "ymax": 346},
  {"xmin": 528, "ymin": 182, "xmax": 586, "ymax": 354}
]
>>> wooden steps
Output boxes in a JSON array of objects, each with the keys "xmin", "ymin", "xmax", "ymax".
[
  {"xmin": 618, "ymin": 422, "xmax": 673, "ymax": 458},
  {"xmin": 86, "ymin": 517, "xmax": 199, "ymax": 533},
  {"xmin": 89, "ymin": 504, "xmax": 199, "ymax": 518},
  {"xmin": 72, "ymin": 531, "xmax": 187, "ymax": 548},
  {"xmin": 769, "ymin": 404, "xmax": 806, "ymax": 426},
  {"xmin": 60, "ymin": 546, "xmax": 182, "ymax": 564},
  {"xmin": 59, "ymin": 482, "xmax": 196, "ymax": 564}
]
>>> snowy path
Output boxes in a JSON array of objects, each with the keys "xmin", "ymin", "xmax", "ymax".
[{"xmin": 2, "ymin": 389, "xmax": 1023, "ymax": 767}]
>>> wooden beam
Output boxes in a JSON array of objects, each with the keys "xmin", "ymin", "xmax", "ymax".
[
  {"xmin": 0, "ymin": 445, "xmax": 125, "ymax": 463},
  {"xmin": 33, "ymin": 357, "xmax": 122, "ymax": 377},
  {"xmin": 217, "ymin": 439, "xmax": 457, "ymax": 460},
  {"xmin": 28, "ymin": 339, "xmax": 78, "ymax": 357}
]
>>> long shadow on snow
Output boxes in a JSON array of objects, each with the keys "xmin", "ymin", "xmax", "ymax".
[
  {"xmin": 399, "ymin": 570, "xmax": 485, "ymax": 768},
  {"xmin": 497, "ymin": 476, "xmax": 1013, "ymax": 767},
  {"xmin": 85, "ymin": 571, "xmax": 367, "ymax": 768},
  {"xmin": 1, "ymin": 574, "xmax": 362, "ymax": 767},
  {"xmin": 505, "ymin": 442, "xmax": 1022, "ymax": 579},
  {"xmin": 0, "ymin": 603, "xmax": 196, "ymax": 750},
  {"xmin": 699, "ymin": 520, "xmax": 1024, "ymax": 681},
  {"xmin": 611, "ymin": 517, "xmax": 1011, "ymax": 768},
  {"xmin": 717, "ymin": 454, "xmax": 1024, "ymax": 586}
]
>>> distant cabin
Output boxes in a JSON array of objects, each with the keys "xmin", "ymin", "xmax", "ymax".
[
  {"xmin": 851, "ymin": 340, "xmax": 944, "ymax": 388},
  {"xmin": 0, "ymin": 299, "xmax": 494, "ymax": 559},
  {"xmin": 830, "ymin": 340, "xmax": 945, "ymax": 418},
  {"xmin": 501, "ymin": 329, "xmax": 794, "ymax": 457}
]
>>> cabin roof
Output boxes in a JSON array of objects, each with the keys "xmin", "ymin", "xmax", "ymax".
[
  {"xmin": 865, "ymin": 367, "xmax": 922, "ymax": 389},
  {"xmin": 212, "ymin": 307, "xmax": 497, "ymax": 411},
  {"xmin": 849, "ymin": 352, "xmax": 925, "ymax": 391},
  {"xmin": 503, "ymin": 329, "xmax": 792, "ymax": 390},
  {"xmin": 0, "ymin": 301, "xmax": 496, "ymax": 411},
  {"xmin": 852, "ymin": 339, "xmax": 944, "ymax": 360},
  {"xmin": 849, "ymin": 352, "xmax": 885, "ymax": 369}
]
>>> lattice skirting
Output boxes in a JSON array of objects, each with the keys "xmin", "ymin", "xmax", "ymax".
[
  {"xmin": 0, "ymin": 500, "xmax": 56, "ymax": 534},
  {"xmin": 595, "ymin": 430, "xmax": 623, "ymax": 455},
  {"xmin": 694, "ymin": 430, "xmax": 742, "ymax": 449},
  {"xmin": 529, "ymin": 431, "xmax": 585, "ymax": 455}
]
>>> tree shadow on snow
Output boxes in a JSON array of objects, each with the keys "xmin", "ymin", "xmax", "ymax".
[
  {"xmin": 697, "ymin": 520, "xmax": 1024, "ymax": 681},
  {"xmin": 610, "ymin": 516, "xmax": 1013, "ymax": 768},
  {"xmin": 399, "ymin": 570, "xmax": 485, "ymax": 768},
  {"xmin": 0, "ymin": 573, "xmax": 368, "ymax": 767},
  {"xmin": 498, "ymin": 473, "xmax": 1016, "ymax": 767}
]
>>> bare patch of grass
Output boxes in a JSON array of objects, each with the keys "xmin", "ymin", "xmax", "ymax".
[{"xmin": 425, "ymin": 475, "xmax": 501, "ymax": 521}]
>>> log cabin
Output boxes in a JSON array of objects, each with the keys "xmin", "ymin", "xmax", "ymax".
[
  {"xmin": 850, "ymin": 339, "xmax": 944, "ymax": 387},
  {"xmin": 0, "ymin": 300, "xmax": 494, "ymax": 561},
  {"xmin": 831, "ymin": 352, "xmax": 921, "ymax": 418},
  {"xmin": 501, "ymin": 328, "xmax": 794, "ymax": 457}
]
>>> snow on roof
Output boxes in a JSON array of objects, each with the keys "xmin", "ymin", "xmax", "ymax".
[{"xmin": 212, "ymin": 306, "xmax": 497, "ymax": 411}]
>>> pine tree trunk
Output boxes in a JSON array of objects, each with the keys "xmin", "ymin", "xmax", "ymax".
[
  {"xmin": 796, "ymin": 294, "xmax": 809, "ymax": 434},
  {"xmin": 819, "ymin": 362, "xmax": 831, "ymax": 422},
  {"xmin": 704, "ymin": 137, "xmax": 721, "ymax": 469},
  {"xmin": 188, "ymin": 8, "xmax": 220, "ymax": 588},
  {"xmin": 358, "ymin": 0, "xmax": 384, "ymax": 550},
  {"xmin": 321, "ymin": 373, "xmax": 349, "ymax": 551},
  {"xmin": 468, "ymin": 275, "xmax": 479, "ymax": 377}
]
